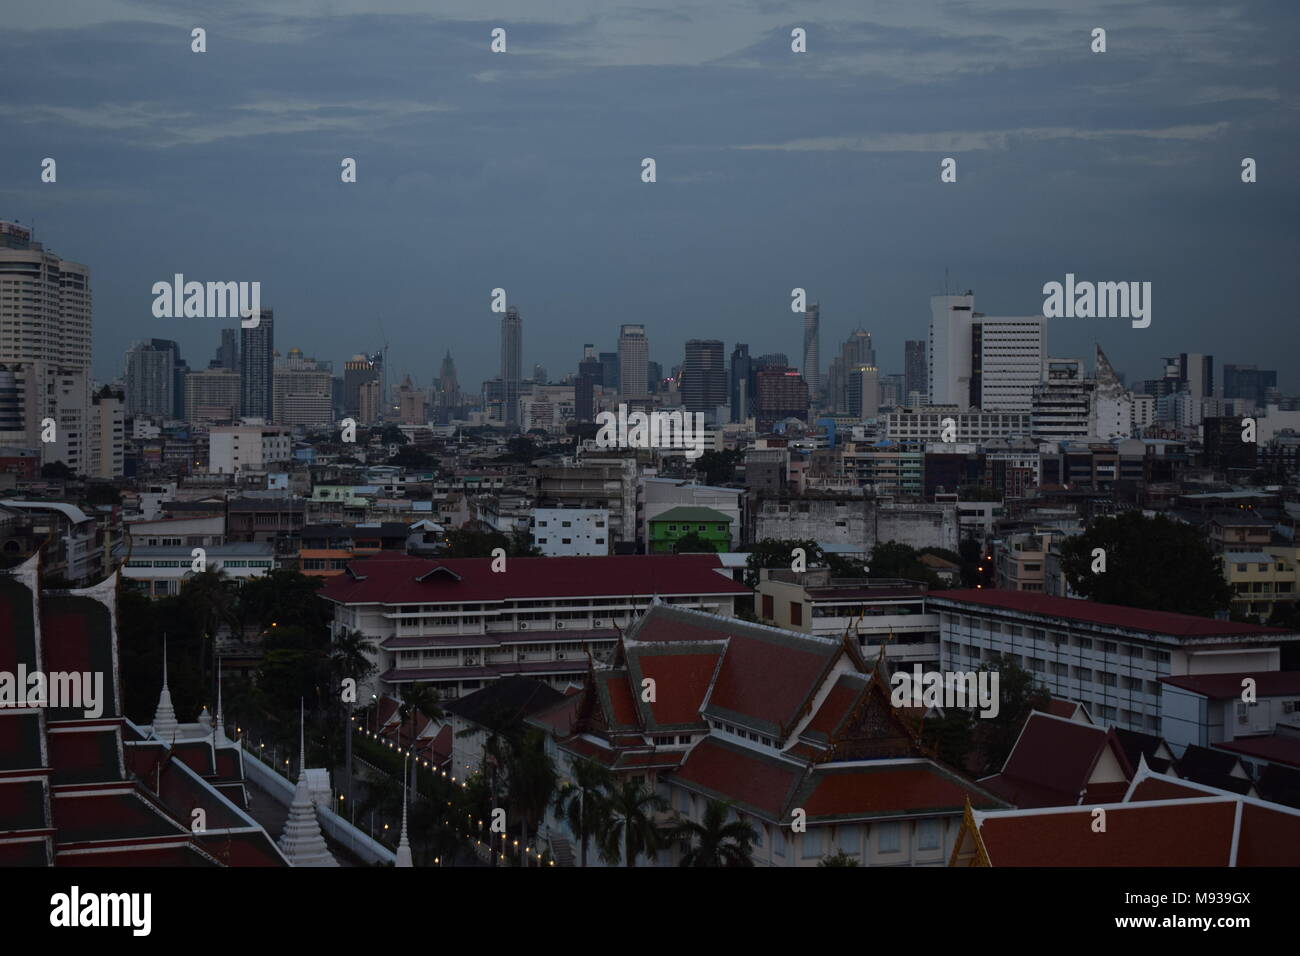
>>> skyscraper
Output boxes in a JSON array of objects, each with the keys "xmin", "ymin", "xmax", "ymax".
[
  {"xmin": 125, "ymin": 340, "xmax": 178, "ymax": 420},
  {"xmin": 828, "ymin": 329, "xmax": 874, "ymax": 414},
  {"xmin": 343, "ymin": 354, "xmax": 380, "ymax": 418},
  {"xmin": 436, "ymin": 350, "xmax": 460, "ymax": 424},
  {"xmin": 928, "ymin": 292, "xmax": 977, "ymax": 407},
  {"xmin": 974, "ymin": 316, "xmax": 1044, "ymax": 412},
  {"xmin": 904, "ymin": 340, "xmax": 927, "ymax": 405},
  {"xmin": 803, "ymin": 304, "xmax": 821, "ymax": 397},
  {"xmin": 240, "ymin": 308, "xmax": 274, "ymax": 421},
  {"xmin": 0, "ymin": 221, "xmax": 92, "ymax": 464},
  {"xmin": 618, "ymin": 324, "xmax": 649, "ymax": 401},
  {"xmin": 729, "ymin": 343, "xmax": 751, "ymax": 423},
  {"xmin": 576, "ymin": 345, "xmax": 602, "ymax": 423},
  {"xmin": 214, "ymin": 328, "xmax": 238, "ymax": 372},
  {"xmin": 755, "ymin": 367, "xmax": 809, "ymax": 433},
  {"xmin": 501, "ymin": 306, "xmax": 523, "ymax": 427},
  {"xmin": 681, "ymin": 339, "xmax": 728, "ymax": 414}
]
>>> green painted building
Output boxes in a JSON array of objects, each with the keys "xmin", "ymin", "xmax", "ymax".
[{"xmin": 648, "ymin": 506, "xmax": 733, "ymax": 554}]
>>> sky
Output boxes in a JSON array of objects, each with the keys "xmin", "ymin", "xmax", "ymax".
[{"xmin": 3, "ymin": 0, "xmax": 1297, "ymax": 394}]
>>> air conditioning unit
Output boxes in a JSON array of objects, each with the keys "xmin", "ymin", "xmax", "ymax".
[
  {"xmin": 593, "ymin": 619, "xmax": 604, "ymax": 626},
  {"xmin": 557, "ymin": 652, "xmax": 566, "ymax": 660},
  {"xmin": 556, "ymin": 622, "xmax": 565, "ymax": 630},
  {"xmin": 1285, "ymin": 701, "xmax": 1297, "ymax": 714},
  {"xmin": 519, "ymin": 622, "xmax": 528, "ymax": 630},
  {"xmin": 464, "ymin": 655, "xmax": 479, "ymax": 666}
]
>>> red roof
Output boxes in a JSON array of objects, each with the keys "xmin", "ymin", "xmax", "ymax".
[
  {"xmin": 800, "ymin": 763, "xmax": 1001, "ymax": 819},
  {"xmin": 929, "ymin": 589, "xmax": 1289, "ymax": 637},
  {"xmin": 673, "ymin": 737, "xmax": 804, "ymax": 819},
  {"xmin": 320, "ymin": 553, "xmax": 748, "ymax": 605},
  {"xmin": 1214, "ymin": 734, "xmax": 1300, "ymax": 769},
  {"xmin": 628, "ymin": 647, "xmax": 723, "ymax": 728},
  {"xmin": 1161, "ymin": 672, "xmax": 1300, "ymax": 699},
  {"xmin": 976, "ymin": 801, "xmax": 1238, "ymax": 866},
  {"xmin": 982, "ymin": 713, "xmax": 1119, "ymax": 808}
]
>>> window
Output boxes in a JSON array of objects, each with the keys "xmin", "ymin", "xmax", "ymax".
[
  {"xmin": 837, "ymin": 825, "xmax": 859, "ymax": 855},
  {"xmin": 774, "ymin": 828, "xmax": 786, "ymax": 857},
  {"xmin": 877, "ymin": 822, "xmax": 901, "ymax": 853},
  {"xmin": 1099, "ymin": 672, "xmax": 1117, "ymax": 687},
  {"xmin": 801, "ymin": 828, "xmax": 824, "ymax": 858},
  {"xmin": 562, "ymin": 521, "xmax": 571, "ymax": 527},
  {"xmin": 790, "ymin": 602, "xmax": 803, "ymax": 626},
  {"xmin": 562, "ymin": 538, "xmax": 571, "ymax": 545},
  {"xmin": 988, "ymin": 622, "xmax": 1002, "ymax": 634},
  {"xmin": 762, "ymin": 594, "xmax": 774, "ymax": 619},
  {"xmin": 1074, "ymin": 637, "xmax": 1093, "ymax": 650},
  {"xmin": 917, "ymin": 819, "xmax": 941, "ymax": 851},
  {"xmin": 1101, "ymin": 641, "xmax": 1118, "ymax": 654}
]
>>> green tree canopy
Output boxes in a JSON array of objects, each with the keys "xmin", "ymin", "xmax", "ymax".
[{"xmin": 1059, "ymin": 511, "xmax": 1233, "ymax": 617}]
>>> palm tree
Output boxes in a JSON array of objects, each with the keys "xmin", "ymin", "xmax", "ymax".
[
  {"xmin": 504, "ymin": 728, "xmax": 557, "ymax": 863},
  {"xmin": 599, "ymin": 777, "xmax": 669, "ymax": 867},
  {"xmin": 674, "ymin": 798, "xmax": 757, "ymax": 867},
  {"xmin": 554, "ymin": 757, "xmax": 613, "ymax": 868},
  {"xmin": 397, "ymin": 683, "xmax": 443, "ymax": 801},
  {"xmin": 330, "ymin": 628, "xmax": 377, "ymax": 690}
]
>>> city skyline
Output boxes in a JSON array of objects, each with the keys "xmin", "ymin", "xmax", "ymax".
[{"xmin": 1, "ymin": 1, "xmax": 1295, "ymax": 392}]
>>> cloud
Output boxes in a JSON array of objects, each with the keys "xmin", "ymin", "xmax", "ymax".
[{"xmin": 733, "ymin": 123, "xmax": 1233, "ymax": 153}]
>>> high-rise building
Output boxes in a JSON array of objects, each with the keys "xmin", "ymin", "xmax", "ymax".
[
  {"xmin": 89, "ymin": 386, "xmax": 124, "ymax": 479},
  {"xmin": 532, "ymin": 363, "xmax": 548, "ymax": 385},
  {"xmin": 618, "ymin": 324, "xmax": 649, "ymax": 401},
  {"xmin": 273, "ymin": 348, "xmax": 333, "ymax": 426},
  {"xmin": 928, "ymin": 292, "xmax": 977, "ymax": 407},
  {"xmin": 124, "ymin": 340, "xmax": 179, "ymax": 420},
  {"xmin": 1178, "ymin": 352, "xmax": 1214, "ymax": 399},
  {"xmin": 358, "ymin": 379, "xmax": 381, "ymax": 424},
  {"xmin": 184, "ymin": 369, "xmax": 241, "ymax": 424},
  {"xmin": 802, "ymin": 304, "xmax": 821, "ymax": 397},
  {"xmin": 598, "ymin": 351, "xmax": 620, "ymax": 392},
  {"xmin": 755, "ymin": 367, "xmax": 809, "ymax": 432},
  {"xmin": 501, "ymin": 306, "xmax": 523, "ymax": 427},
  {"xmin": 847, "ymin": 365, "xmax": 879, "ymax": 419},
  {"xmin": 0, "ymin": 221, "xmax": 92, "ymax": 464},
  {"xmin": 576, "ymin": 345, "xmax": 602, "ymax": 423},
  {"xmin": 435, "ymin": 350, "xmax": 460, "ymax": 424},
  {"xmin": 396, "ymin": 375, "xmax": 427, "ymax": 425},
  {"xmin": 729, "ymin": 343, "xmax": 751, "ymax": 423},
  {"xmin": 904, "ymin": 340, "xmax": 927, "ymax": 405},
  {"xmin": 681, "ymin": 339, "xmax": 727, "ymax": 414},
  {"xmin": 343, "ymin": 354, "xmax": 380, "ymax": 418},
  {"xmin": 974, "ymin": 316, "xmax": 1045, "ymax": 412},
  {"xmin": 828, "ymin": 329, "xmax": 874, "ymax": 413},
  {"xmin": 213, "ymin": 328, "xmax": 238, "ymax": 372},
  {"xmin": 1031, "ymin": 358, "xmax": 1094, "ymax": 443},
  {"xmin": 240, "ymin": 308, "xmax": 275, "ymax": 420},
  {"xmin": 1222, "ymin": 364, "xmax": 1278, "ymax": 405}
]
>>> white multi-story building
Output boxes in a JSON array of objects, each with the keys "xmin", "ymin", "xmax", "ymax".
[
  {"xmin": 117, "ymin": 542, "xmax": 276, "ymax": 598},
  {"xmin": 618, "ymin": 324, "xmax": 649, "ymax": 401},
  {"xmin": 884, "ymin": 406, "xmax": 1032, "ymax": 443},
  {"xmin": 930, "ymin": 589, "xmax": 1300, "ymax": 734},
  {"xmin": 208, "ymin": 424, "xmax": 291, "ymax": 474},
  {"xmin": 976, "ymin": 316, "xmax": 1044, "ymax": 412},
  {"xmin": 320, "ymin": 553, "xmax": 748, "ymax": 701},
  {"xmin": 529, "ymin": 507, "xmax": 610, "ymax": 556},
  {"xmin": 928, "ymin": 293, "xmax": 977, "ymax": 407},
  {"xmin": 1031, "ymin": 358, "xmax": 1093, "ymax": 443}
]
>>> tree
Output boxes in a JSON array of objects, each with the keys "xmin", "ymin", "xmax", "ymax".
[
  {"xmin": 744, "ymin": 538, "xmax": 824, "ymax": 588},
  {"xmin": 693, "ymin": 449, "xmax": 742, "ymax": 485},
  {"xmin": 40, "ymin": 461, "xmax": 74, "ymax": 479},
  {"xmin": 505, "ymin": 729, "xmax": 558, "ymax": 859},
  {"xmin": 599, "ymin": 778, "xmax": 668, "ymax": 867},
  {"xmin": 239, "ymin": 570, "xmax": 329, "ymax": 634},
  {"xmin": 84, "ymin": 483, "xmax": 121, "ymax": 506},
  {"xmin": 554, "ymin": 758, "xmax": 613, "ymax": 868},
  {"xmin": 971, "ymin": 657, "xmax": 1051, "ymax": 775},
  {"xmin": 397, "ymin": 683, "xmax": 443, "ymax": 801},
  {"xmin": 1059, "ymin": 511, "xmax": 1233, "ymax": 617},
  {"xmin": 179, "ymin": 567, "xmax": 240, "ymax": 691},
  {"xmin": 818, "ymin": 849, "xmax": 861, "ymax": 867},
  {"xmin": 390, "ymin": 445, "xmax": 432, "ymax": 469},
  {"xmin": 673, "ymin": 799, "xmax": 757, "ymax": 867},
  {"xmin": 672, "ymin": 531, "xmax": 715, "ymax": 554},
  {"xmin": 868, "ymin": 542, "xmax": 942, "ymax": 587}
]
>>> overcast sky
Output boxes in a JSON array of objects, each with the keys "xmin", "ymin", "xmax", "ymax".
[{"xmin": 3, "ymin": 0, "xmax": 1297, "ymax": 393}]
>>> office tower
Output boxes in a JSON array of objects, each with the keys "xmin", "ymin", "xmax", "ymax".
[
  {"xmin": 89, "ymin": 386, "xmax": 124, "ymax": 478},
  {"xmin": 847, "ymin": 365, "xmax": 879, "ymax": 418},
  {"xmin": 975, "ymin": 316, "xmax": 1045, "ymax": 412},
  {"xmin": 828, "ymin": 329, "xmax": 874, "ymax": 413},
  {"xmin": 124, "ymin": 340, "xmax": 178, "ymax": 419},
  {"xmin": 396, "ymin": 375, "xmax": 427, "ymax": 425},
  {"xmin": 501, "ymin": 306, "xmax": 523, "ymax": 427},
  {"xmin": 730, "ymin": 343, "xmax": 751, "ymax": 423},
  {"xmin": 904, "ymin": 340, "xmax": 927, "ymax": 405},
  {"xmin": 928, "ymin": 292, "xmax": 977, "ymax": 407},
  {"xmin": 755, "ymin": 367, "xmax": 809, "ymax": 432},
  {"xmin": 803, "ymin": 303, "xmax": 821, "ymax": 396},
  {"xmin": 1222, "ymin": 365, "xmax": 1278, "ymax": 405},
  {"xmin": 213, "ymin": 327, "xmax": 238, "ymax": 372},
  {"xmin": 880, "ymin": 373, "xmax": 905, "ymax": 409},
  {"xmin": 1031, "ymin": 358, "xmax": 1094, "ymax": 443},
  {"xmin": 240, "ymin": 308, "xmax": 274, "ymax": 420},
  {"xmin": 185, "ymin": 368, "xmax": 242, "ymax": 423},
  {"xmin": 599, "ymin": 351, "xmax": 620, "ymax": 392},
  {"xmin": 681, "ymin": 339, "xmax": 727, "ymax": 414},
  {"xmin": 273, "ymin": 348, "xmax": 334, "ymax": 426},
  {"xmin": 618, "ymin": 324, "xmax": 649, "ymax": 401},
  {"xmin": 358, "ymin": 379, "xmax": 381, "ymax": 424},
  {"xmin": 647, "ymin": 361, "xmax": 662, "ymax": 394},
  {"xmin": 343, "ymin": 354, "xmax": 380, "ymax": 418},
  {"xmin": 436, "ymin": 350, "xmax": 460, "ymax": 424},
  {"xmin": 0, "ymin": 221, "xmax": 92, "ymax": 463},
  {"xmin": 576, "ymin": 345, "xmax": 602, "ymax": 423},
  {"xmin": 533, "ymin": 363, "xmax": 548, "ymax": 385},
  {"xmin": 1179, "ymin": 353, "xmax": 1214, "ymax": 399}
]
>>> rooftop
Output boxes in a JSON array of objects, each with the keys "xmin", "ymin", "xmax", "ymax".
[{"xmin": 1161, "ymin": 671, "xmax": 1300, "ymax": 699}]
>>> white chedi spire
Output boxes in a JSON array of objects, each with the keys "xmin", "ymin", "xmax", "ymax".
[
  {"xmin": 395, "ymin": 753, "xmax": 413, "ymax": 868},
  {"xmin": 213, "ymin": 659, "xmax": 225, "ymax": 743},
  {"xmin": 277, "ymin": 700, "xmax": 338, "ymax": 867},
  {"xmin": 151, "ymin": 637, "xmax": 179, "ymax": 742}
]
